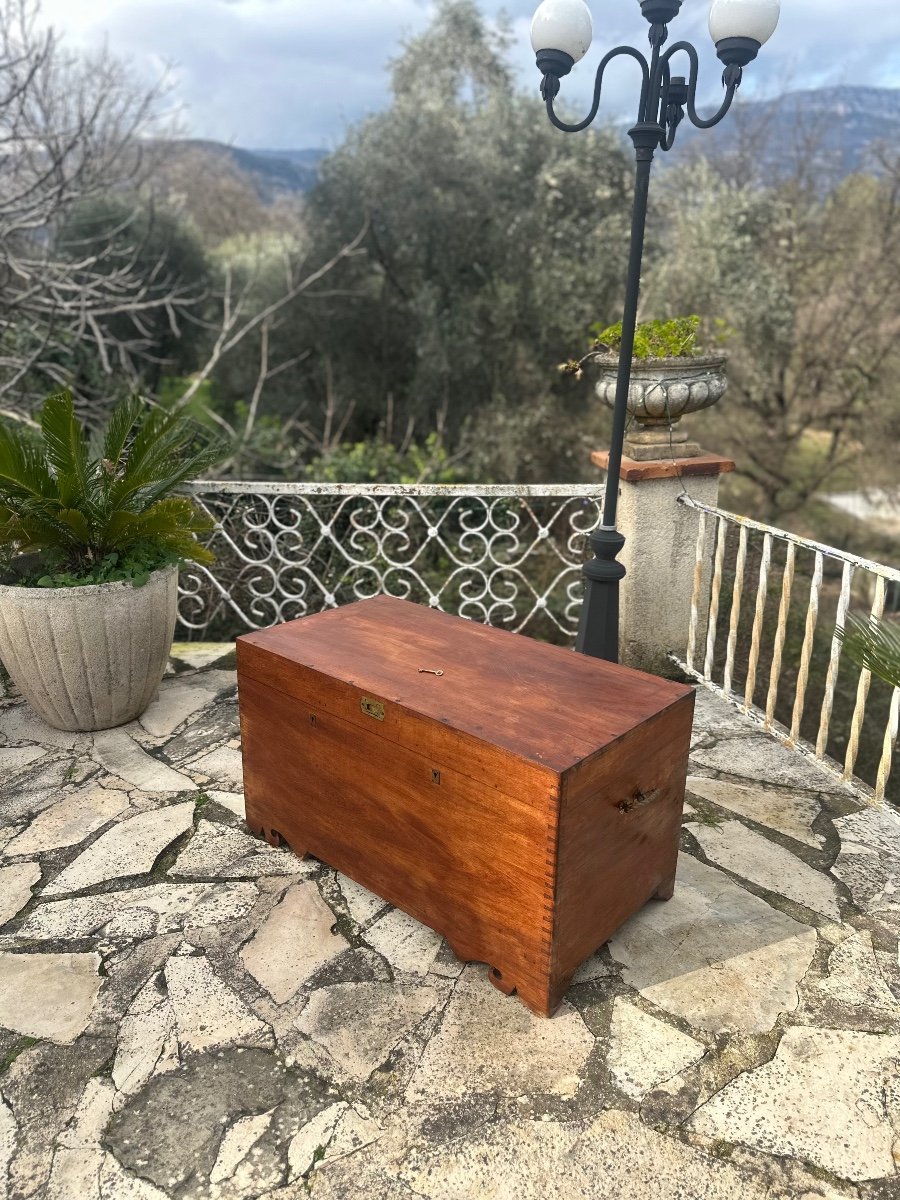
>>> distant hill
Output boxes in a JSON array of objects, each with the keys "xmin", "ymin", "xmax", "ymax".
[
  {"xmin": 676, "ymin": 86, "xmax": 900, "ymax": 183},
  {"xmin": 252, "ymin": 149, "xmax": 330, "ymax": 167},
  {"xmin": 172, "ymin": 86, "xmax": 900, "ymax": 203},
  {"xmin": 165, "ymin": 140, "xmax": 328, "ymax": 202}
]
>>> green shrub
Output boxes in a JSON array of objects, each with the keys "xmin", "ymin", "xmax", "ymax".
[
  {"xmin": 591, "ymin": 315, "xmax": 702, "ymax": 359},
  {"xmin": 0, "ymin": 391, "xmax": 227, "ymax": 586},
  {"xmin": 305, "ymin": 434, "xmax": 469, "ymax": 485}
]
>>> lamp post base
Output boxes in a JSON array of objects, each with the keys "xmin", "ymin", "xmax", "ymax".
[{"xmin": 575, "ymin": 526, "xmax": 626, "ymax": 661}]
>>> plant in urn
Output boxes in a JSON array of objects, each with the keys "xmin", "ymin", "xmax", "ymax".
[{"xmin": 561, "ymin": 315, "xmax": 728, "ymax": 461}]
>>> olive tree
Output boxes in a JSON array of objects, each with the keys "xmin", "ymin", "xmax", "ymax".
[
  {"xmin": 210, "ymin": 0, "xmax": 635, "ymax": 481},
  {"xmin": 644, "ymin": 154, "xmax": 900, "ymax": 520}
]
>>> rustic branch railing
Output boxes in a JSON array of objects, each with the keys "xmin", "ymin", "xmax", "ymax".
[
  {"xmin": 179, "ymin": 482, "xmax": 605, "ymax": 645},
  {"xmin": 676, "ymin": 495, "xmax": 900, "ymax": 803}
]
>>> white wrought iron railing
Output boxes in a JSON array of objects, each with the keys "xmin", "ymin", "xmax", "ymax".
[
  {"xmin": 675, "ymin": 494, "xmax": 900, "ymax": 803},
  {"xmin": 180, "ymin": 482, "xmax": 605, "ymax": 645},
  {"xmin": 174, "ymin": 480, "xmax": 897, "ymax": 801}
]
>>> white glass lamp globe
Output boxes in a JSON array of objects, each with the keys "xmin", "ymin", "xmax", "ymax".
[
  {"xmin": 709, "ymin": 0, "xmax": 780, "ymax": 46},
  {"xmin": 530, "ymin": 0, "xmax": 593, "ymax": 63}
]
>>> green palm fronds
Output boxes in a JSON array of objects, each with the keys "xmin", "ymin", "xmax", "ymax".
[
  {"xmin": 0, "ymin": 391, "xmax": 228, "ymax": 582},
  {"xmin": 0, "ymin": 422, "xmax": 55, "ymax": 502},
  {"xmin": 40, "ymin": 391, "xmax": 100, "ymax": 512},
  {"xmin": 838, "ymin": 613, "xmax": 900, "ymax": 691}
]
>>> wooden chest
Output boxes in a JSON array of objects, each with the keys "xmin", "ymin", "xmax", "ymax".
[{"xmin": 237, "ymin": 596, "xmax": 694, "ymax": 1016}]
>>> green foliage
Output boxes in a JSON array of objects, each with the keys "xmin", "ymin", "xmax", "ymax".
[
  {"xmin": 305, "ymin": 434, "xmax": 469, "ymax": 485},
  {"xmin": 210, "ymin": 0, "xmax": 632, "ymax": 476},
  {"xmin": 157, "ymin": 376, "xmax": 214, "ymax": 412},
  {"xmin": 643, "ymin": 154, "xmax": 900, "ymax": 519},
  {"xmin": 54, "ymin": 198, "xmax": 211, "ymax": 397},
  {"xmin": 27, "ymin": 544, "xmax": 183, "ymax": 589},
  {"xmin": 0, "ymin": 391, "xmax": 227, "ymax": 585},
  {"xmin": 591, "ymin": 315, "xmax": 703, "ymax": 359},
  {"xmin": 838, "ymin": 615, "xmax": 900, "ymax": 690}
]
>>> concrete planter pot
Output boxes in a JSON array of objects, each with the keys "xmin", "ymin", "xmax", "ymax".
[
  {"xmin": 593, "ymin": 352, "xmax": 728, "ymax": 459},
  {"xmin": 0, "ymin": 565, "xmax": 178, "ymax": 731}
]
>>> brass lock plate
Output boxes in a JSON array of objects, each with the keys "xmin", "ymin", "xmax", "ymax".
[{"xmin": 361, "ymin": 697, "xmax": 385, "ymax": 721}]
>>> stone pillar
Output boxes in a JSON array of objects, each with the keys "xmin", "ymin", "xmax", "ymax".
[{"xmin": 591, "ymin": 450, "xmax": 735, "ymax": 677}]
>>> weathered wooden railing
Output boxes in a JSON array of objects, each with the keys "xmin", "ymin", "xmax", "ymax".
[
  {"xmin": 675, "ymin": 495, "xmax": 900, "ymax": 803},
  {"xmin": 180, "ymin": 482, "xmax": 605, "ymax": 645}
]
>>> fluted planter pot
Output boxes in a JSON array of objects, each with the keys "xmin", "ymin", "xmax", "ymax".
[
  {"xmin": 593, "ymin": 352, "xmax": 728, "ymax": 457},
  {"xmin": 0, "ymin": 565, "xmax": 178, "ymax": 731}
]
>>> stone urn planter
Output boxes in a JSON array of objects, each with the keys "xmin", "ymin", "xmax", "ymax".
[
  {"xmin": 0, "ymin": 388, "xmax": 223, "ymax": 732},
  {"xmin": 593, "ymin": 352, "xmax": 728, "ymax": 460},
  {"xmin": 0, "ymin": 565, "xmax": 179, "ymax": 731}
]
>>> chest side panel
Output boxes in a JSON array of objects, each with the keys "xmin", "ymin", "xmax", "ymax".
[
  {"xmin": 239, "ymin": 673, "xmax": 559, "ymax": 1007},
  {"xmin": 552, "ymin": 692, "xmax": 695, "ymax": 988}
]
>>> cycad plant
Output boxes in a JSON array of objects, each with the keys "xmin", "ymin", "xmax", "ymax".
[
  {"xmin": 0, "ymin": 391, "xmax": 226, "ymax": 587},
  {"xmin": 838, "ymin": 613, "xmax": 900, "ymax": 691}
]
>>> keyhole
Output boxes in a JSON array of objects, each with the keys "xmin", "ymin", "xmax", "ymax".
[{"xmin": 431, "ymin": 769, "xmax": 441, "ymax": 784}]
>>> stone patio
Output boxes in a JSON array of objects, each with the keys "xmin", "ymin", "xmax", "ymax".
[{"xmin": 1, "ymin": 645, "xmax": 899, "ymax": 1199}]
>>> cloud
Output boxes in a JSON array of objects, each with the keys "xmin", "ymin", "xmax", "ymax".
[
  {"xmin": 40, "ymin": 0, "xmax": 433, "ymax": 147},
  {"xmin": 507, "ymin": 0, "xmax": 900, "ymax": 124},
  {"xmin": 761, "ymin": 0, "xmax": 900, "ymax": 92},
  {"xmin": 37, "ymin": 0, "xmax": 900, "ymax": 148}
]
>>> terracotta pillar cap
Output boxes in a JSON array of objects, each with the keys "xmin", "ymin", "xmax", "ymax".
[{"xmin": 591, "ymin": 450, "xmax": 736, "ymax": 482}]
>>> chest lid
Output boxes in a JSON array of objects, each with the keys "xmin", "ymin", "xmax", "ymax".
[{"xmin": 238, "ymin": 597, "xmax": 691, "ymax": 775}]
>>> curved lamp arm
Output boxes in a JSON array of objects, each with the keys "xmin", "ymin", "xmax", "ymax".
[
  {"xmin": 545, "ymin": 45, "xmax": 650, "ymax": 134},
  {"xmin": 662, "ymin": 40, "xmax": 739, "ymax": 131},
  {"xmin": 659, "ymin": 68, "xmax": 682, "ymax": 152}
]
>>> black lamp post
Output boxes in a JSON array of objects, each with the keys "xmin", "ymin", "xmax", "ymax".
[{"xmin": 531, "ymin": 0, "xmax": 781, "ymax": 662}]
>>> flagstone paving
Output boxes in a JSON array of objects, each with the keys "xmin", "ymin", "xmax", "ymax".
[{"xmin": 0, "ymin": 645, "xmax": 898, "ymax": 1199}]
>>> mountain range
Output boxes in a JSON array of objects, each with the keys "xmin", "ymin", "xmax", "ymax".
[
  {"xmin": 174, "ymin": 86, "xmax": 900, "ymax": 202},
  {"xmin": 167, "ymin": 140, "xmax": 328, "ymax": 202},
  {"xmin": 677, "ymin": 85, "xmax": 900, "ymax": 181}
]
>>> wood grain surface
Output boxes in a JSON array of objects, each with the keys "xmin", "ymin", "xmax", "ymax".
[
  {"xmin": 237, "ymin": 596, "xmax": 694, "ymax": 1016},
  {"xmin": 239, "ymin": 595, "xmax": 690, "ymax": 772},
  {"xmin": 553, "ymin": 699, "xmax": 695, "ymax": 1007},
  {"xmin": 239, "ymin": 672, "xmax": 555, "ymax": 1010}
]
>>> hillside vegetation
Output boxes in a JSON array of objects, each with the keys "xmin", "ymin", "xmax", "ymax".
[{"xmin": 0, "ymin": 0, "xmax": 898, "ymax": 544}]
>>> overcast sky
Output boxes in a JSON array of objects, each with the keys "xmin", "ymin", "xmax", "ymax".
[{"xmin": 39, "ymin": 0, "xmax": 900, "ymax": 150}]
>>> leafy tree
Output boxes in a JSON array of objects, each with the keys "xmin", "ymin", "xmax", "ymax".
[
  {"xmin": 150, "ymin": 143, "xmax": 274, "ymax": 247},
  {"xmin": 644, "ymin": 153, "xmax": 900, "ymax": 521},
  {"xmin": 53, "ymin": 197, "xmax": 212, "ymax": 399},
  {"xmin": 211, "ymin": 0, "xmax": 634, "ymax": 480}
]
